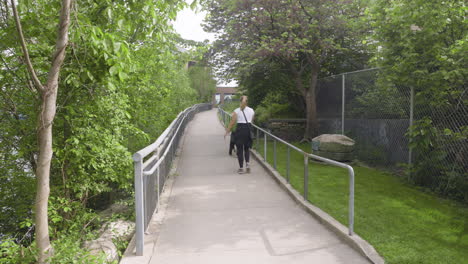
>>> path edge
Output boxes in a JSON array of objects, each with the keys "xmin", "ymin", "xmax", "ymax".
[
  {"xmin": 120, "ymin": 124, "xmax": 190, "ymax": 264},
  {"xmin": 250, "ymin": 149, "xmax": 385, "ymax": 264}
]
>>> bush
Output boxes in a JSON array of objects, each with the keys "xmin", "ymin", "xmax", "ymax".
[
  {"xmin": 407, "ymin": 118, "xmax": 468, "ymax": 203},
  {"xmin": 254, "ymin": 93, "xmax": 298, "ymax": 125}
]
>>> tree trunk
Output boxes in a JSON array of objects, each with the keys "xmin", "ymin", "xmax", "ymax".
[
  {"xmin": 304, "ymin": 89, "xmax": 318, "ymax": 140},
  {"xmin": 35, "ymin": 2, "xmax": 72, "ymax": 262},
  {"xmin": 10, "ymin": 0, "xmax": 72, "ymax": 262},
  {"xmin": 303, "ymin": 62, "xmax": 320, "ymax": 140},
  {"xmin": 292, "ymin": 66, "xmax": 319, "ymax": 141},
  {"xmin": 35, "ymin": 91, "xmax": 57, "ymax": 263}
]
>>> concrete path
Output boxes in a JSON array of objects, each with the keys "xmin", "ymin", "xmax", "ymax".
[{"xmin": 122, "ymin": 109, "xmax": 370, "ymax": 264}]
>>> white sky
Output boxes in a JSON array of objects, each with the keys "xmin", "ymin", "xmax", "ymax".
[
  {"xmin": 173, "ymin": 4, "xmax": 215, "ymax": 43},
  {"xmin": 173, "ymin": 3, "xmax": 237, "ymax": 87}
]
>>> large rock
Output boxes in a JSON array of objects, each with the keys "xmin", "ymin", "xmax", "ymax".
[
  {"xmin": 312, "ymin": 134, "xmax": 355, "ymax": 161},
  {"xmin": 312, "ymin": 150, "xmax": 354, "ymax": 161},
  {"xmin": 84, "ymin": 220, "xmax": 135, "ymax": 262}
]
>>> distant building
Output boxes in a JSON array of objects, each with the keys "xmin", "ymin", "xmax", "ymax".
[{"xmin": 213, "ymin": 86, "xmax": 237, "ymax": 105}]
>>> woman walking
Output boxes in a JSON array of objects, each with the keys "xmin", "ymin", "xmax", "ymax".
[{"xmin": 225, "ymin": 96, "xmax": 255, "ymax": 174}]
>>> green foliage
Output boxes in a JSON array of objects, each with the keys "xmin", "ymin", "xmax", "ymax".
[
  {"xmin": 254, "ymin": 93, "xmax": 297, "ymax": 125},
  {"xmin": 188, "ymin": 65, "xmax": 217, "ymax": 102},
  {"xmin": 0, "ymin": 238, "xmax": 37, "ymax": 264},
  {"xmin": 371, "ymin": 0, "xmax": 467, "ymax": 203},
  {"xmin": 406, "ymin": 119, "xmax": 468, "ymax": 202},
  {"xmin": 47, "ymin": 233, "xmax": 107, "ymax": 264},
  {"xmin": 238, "ymin": 61, "xmax": 298, "ymax": 110},
  {"xmin": 221, "ymin": 99, "xmax": 239, "ymax": 113},
  {"xmin": 204, "ymin": 0, "xmax": 371, "ymax": 138},
  {"xmin": 48, "ymin": 197, "xmax": 99, "ymax": 236},
  {"xmin": 112, "ymin": 236, "xmax": 129, "ymax": 259},
  {"xmin": 0, "ymin": 227, "xmax": 106, "ymax": 264},
  {"xmin": 345, "ymin": 71, "xmax": 408, "ymax": 119},
  {"xmin": 370, "ymin": 0, "xmax": 466, "ymax": 100},
  {"xmin": 0, "ymin": 0, "xmax": 201, "ymax": 260}
]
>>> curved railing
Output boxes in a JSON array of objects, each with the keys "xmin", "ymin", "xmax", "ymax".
[
  {"xmin": 218, "ymin": 107, "xmax": 355, "ymax": 236},
  {"xmin": 133, "ymin": 103, "xmax": 212, "ymax": 255}
]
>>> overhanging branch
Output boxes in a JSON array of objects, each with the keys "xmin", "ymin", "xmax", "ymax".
[{"xmin": 10, "ymin": 0, "xmax": 44, "ymax": 92}]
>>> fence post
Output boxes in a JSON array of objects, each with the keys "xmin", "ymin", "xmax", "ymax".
[
  {"xmin": 348, "ymin": 167, "xmax": 355, "ymax": 236},
  {"xmin": 273, "ymin": 140, "xmax": 277, "ymax": 169},
  {"xmin": 264, "ymin": 133, "xmax": 267, "ymax": 162},
  {"xmin": 156, "ymin": 155, "xmax": 160, "ymax": 211},
  {"xmin": 256, "ymin": 127, "xmax": 259, "ymax": 150},
  {"xmin": 342, "ymin": 74, "xmax": 345, "ymax": 135},
  {"xmin": 287, "ymin": 147, "xmax": 290, "ymax": 183},
  {"xmin": 133, "ymin": 155, "xmax": 144, "ymax": 256},
  {"xmin": 408, "ymin": 86, "xmax": 414, "ymax": 181},
  {"xmin": 304, "ymin": 155, "xmax": 309, "ymax": 201},
  {"xmin": 408, "ymin": 87, "xmax": 414, "ymax": 166}
]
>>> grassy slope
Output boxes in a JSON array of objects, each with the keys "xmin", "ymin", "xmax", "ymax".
[{"xmin": 253, "ymin": 139, "xmax": 468, "ymax": 264}]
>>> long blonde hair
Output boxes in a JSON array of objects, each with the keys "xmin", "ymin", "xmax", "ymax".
[{"xmin": 240, "ymin": 96, "xmax": 248, "ymax": 110}]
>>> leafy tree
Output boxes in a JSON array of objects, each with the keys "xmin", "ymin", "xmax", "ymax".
[
  {"xmin": 371, "ymin": 0, "xmax": 467, "ymax": 201},
  {"xmin": 188, "ymin": 64, "xmax": 217, "ymax": 103},
  {"xmin": 1, "ymin": 0, "xmax": 200, "ymax": 261},
  {"xmin": 203, "ymin": 0, "xmax": 369, "ymax": 139},
  {"xmin": 9, "ymin": 0, "xmax": 72, "ymax": 261},
  {"xmin": 237, "ymin": 60, "xmax": 304, "ymax": 123},
  {"xmin": 370, "ymin": 0, "xmax": 466, "ymax": 107}
]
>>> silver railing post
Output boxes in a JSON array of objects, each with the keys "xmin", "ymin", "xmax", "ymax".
[
  {"xmin": 223, "ymin": 110, "xmax": 226, "ymax": 125},
  {"xmin": 304, "ymin": 154, "xmax": 309, "ymax": 201},
  {"xmin": 286, "ymin": 147, "xmax": 290, "ymax": 183},
  {"xmin": 133, "ymin": 154, "xmax": 144, "ymax": 256},
  {"xmin": 273, "ymin": 140, "xmax": 277, "ymax": 169},
  {"xmin": 408, "ymin": 87, "xmax": 414, "ymax": 171},
  {"xmin": 256, "ymin": 127, "xmax": 259, "ymax": 151},
  {"xmin": 264, "ymin": 133, "xmax": 267, "ymax": 161},
  {"xmin": 348, "ymin": 167, "xmax": 355, "ymax": 235},
  {"xmin": 156, "ymin": 154, "xmax": 160, "ymax": 211},
  {"xmin": 342, "ymin": 74, "xmax": 345, "ymax": 135}
]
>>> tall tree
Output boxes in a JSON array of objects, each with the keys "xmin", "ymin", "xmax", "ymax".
[
  {"xmin": 188, "ymin": 64, "xmax": 217, "ymax": 102},
  {"xmin": 371, "ymin": 0, "xmax": 467, "ymax": 201},
  {"xmin": 10, "ymin": 0, "xmax": 72, "ymax": 262},
  {"xmin": 1, "ymin": 1, "xmax": 200, "ymax": 261},
  {"xmin": 204, "ymin": 0, "xmax": 369, "ymax": 139}
]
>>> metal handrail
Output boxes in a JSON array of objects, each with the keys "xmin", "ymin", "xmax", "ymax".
[
  {"xmin": 133, "ymin": 103, "xmax": 212, "ymax": 256},
  {"xmin": 218, "ymin": 107, "xmax": 355, "ymax": 235},
  {"xmin": 143, "ymin": 107, "xmax": 193, "ymax": 176}
]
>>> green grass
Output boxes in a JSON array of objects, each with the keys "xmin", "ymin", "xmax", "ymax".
[{"xmin": 253, "ymin": 138, "xmax": 468, "ymax": 264}]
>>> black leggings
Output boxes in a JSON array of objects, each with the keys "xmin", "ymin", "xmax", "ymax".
[
  {"xmin": 236, "ymin": 143, "xmax": 250, "ymax": 168},
  {"xmin": 235, "ymin": 124, "xmax": 251, "ymax": 168}
]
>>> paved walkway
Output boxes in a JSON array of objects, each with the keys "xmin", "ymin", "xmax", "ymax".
[{"xmin": 122, "ymin": 109, "xmax": 370, "ymax": 264}]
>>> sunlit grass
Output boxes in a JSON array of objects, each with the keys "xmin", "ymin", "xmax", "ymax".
[{"xmin": 253, "ymin": 138, "xmax": 468, "ymax": 264}]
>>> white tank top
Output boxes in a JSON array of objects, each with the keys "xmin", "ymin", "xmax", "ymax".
[{"xmin": 234, "ymin": 107, "xmax": 254, "ymax": 123}]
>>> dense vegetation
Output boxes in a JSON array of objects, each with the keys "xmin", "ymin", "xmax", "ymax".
[
  {"xmin": 0, "ymin": 0, "xmax": 466, "ymax": 262},
  {"xmin": 205, "ymin": 0, "xmax": 467, "ymax": 202},
  {"xmin": 0, "ymin": 0, "xmax": 215, "ymax": 262},
  {"xmin": 370, "ymin": 0, "xmax": 467, "ymax": 203},
  {"xmin": 204, "ymin": 0, "xmax": 371, "ymax": 139},
  {"xmin": 213, "ymin": 1, "xmax": 467, "ymax": 262}
]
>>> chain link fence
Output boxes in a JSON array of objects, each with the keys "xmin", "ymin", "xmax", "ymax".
[{"xmin": 316, "ymin": 68, "xmax": 467, "ymax": 202}]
